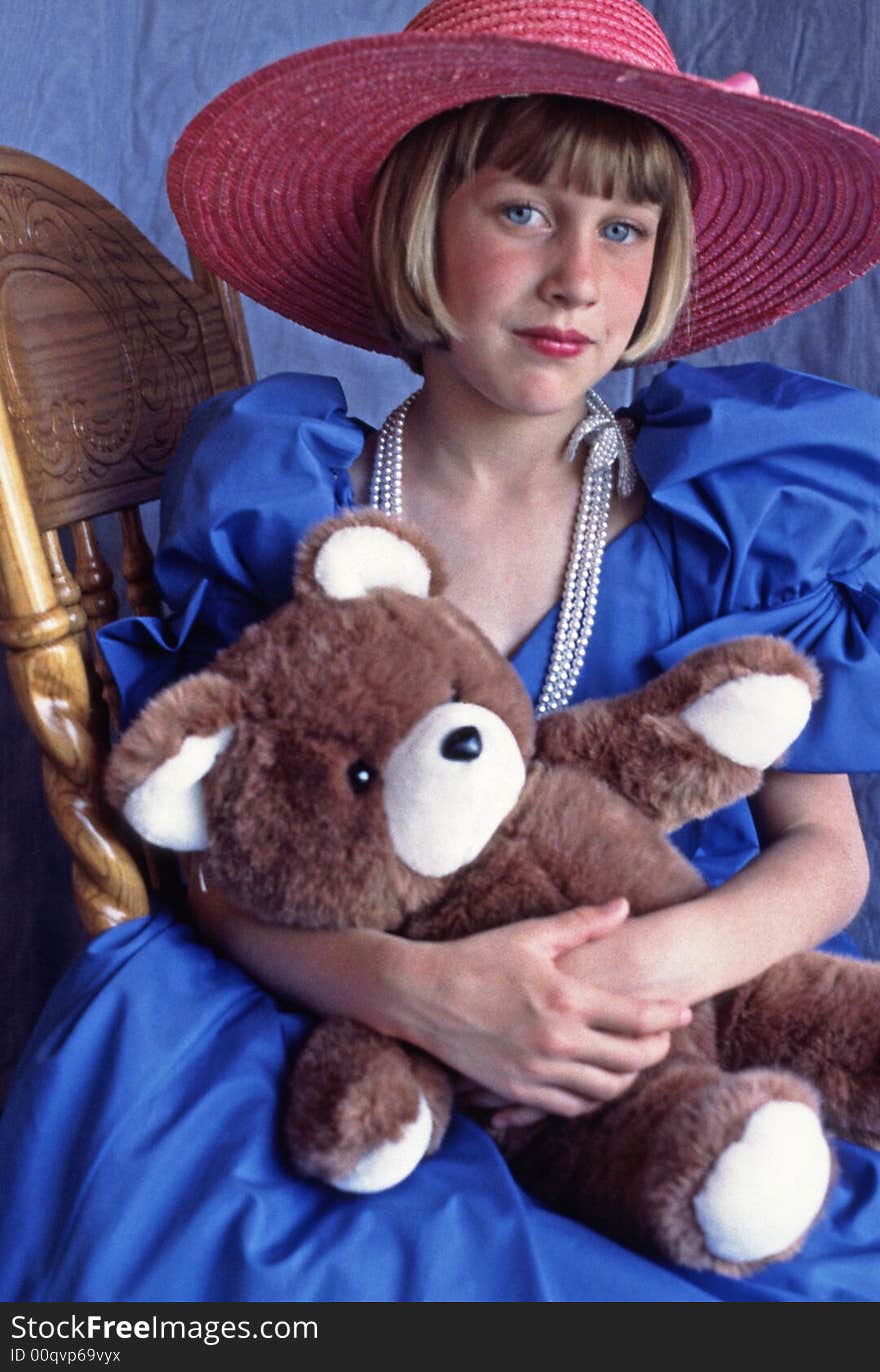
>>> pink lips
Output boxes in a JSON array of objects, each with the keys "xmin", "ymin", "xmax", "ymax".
[{"xmin": 514, "ymin": 327, "xmax": 593, "ymax": 358}]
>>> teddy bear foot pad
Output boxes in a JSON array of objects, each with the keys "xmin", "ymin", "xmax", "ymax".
[
  {"xmin": 693, "ymin": 1100, "xmax": 831, "ymax": 1265},
  {"xmin": 333, "ymin": 1091, "xmax": 434, "ymax": 1194}
]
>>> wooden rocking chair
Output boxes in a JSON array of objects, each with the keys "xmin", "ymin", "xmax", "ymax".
[{"xmin": 0, "ymin": 148, "xmax": 255, "ymax": 936}]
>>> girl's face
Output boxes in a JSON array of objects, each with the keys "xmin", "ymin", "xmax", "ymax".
[{"xmin": 431, "ymin": 165, "xmax": 660, "ymax": 423}]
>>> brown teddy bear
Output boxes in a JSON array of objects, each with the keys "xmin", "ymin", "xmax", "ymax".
[{"xmin": 106, "ymin": 511, "xmax": 880, "ymax": 1277}]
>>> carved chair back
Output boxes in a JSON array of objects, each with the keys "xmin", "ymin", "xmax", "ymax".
[{"xmin": 0, "ymin": 147, "xmax": 255, "ymax": 935}]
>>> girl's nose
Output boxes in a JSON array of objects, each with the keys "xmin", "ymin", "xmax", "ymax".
[{"xmin": 540, "ymin": 229, "xmax": 600, "ymax": 308}]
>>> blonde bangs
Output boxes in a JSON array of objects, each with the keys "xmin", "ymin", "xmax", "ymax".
[{"xmin": 477, "ymin": 96, "xmax": 685, "ymax": 211}]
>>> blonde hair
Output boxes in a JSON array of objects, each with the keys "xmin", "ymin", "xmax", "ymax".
[{"xmin": 364, "ymin": 95, "xmax": 693, "ymax": 372}]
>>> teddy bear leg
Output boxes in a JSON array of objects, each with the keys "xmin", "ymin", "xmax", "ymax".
[
  {"xmin": 285, "ymin": 1017, "xmax": 453, "ymax": 1193},
  {"xmin": 510, "ymin": 1061, "xmax": 831, "ymax": 1275},
  {"xmin": 718, "ymin": 951, "xmax": 880, "ymax": 1149},
  {"xmin": 689, "ymin": 1081, "xmax": 832, "ymax": 1272}
]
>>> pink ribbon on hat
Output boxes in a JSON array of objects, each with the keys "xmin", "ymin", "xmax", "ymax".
[{"xmin": 717, "ymin": 71, "xmax": 761, "ymax": 95}]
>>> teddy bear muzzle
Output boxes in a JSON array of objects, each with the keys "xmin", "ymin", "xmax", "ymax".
[{"xmin": 382, "ymin": 701, "xmax": 526, "ymax": 879}]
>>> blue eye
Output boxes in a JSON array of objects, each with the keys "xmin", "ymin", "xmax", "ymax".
[
  {"xmin": 603, "ymin": 221, "xmax": 638, "ymax": 244},
  {"xmin": 504, "ymin": 204, "xmax": 540, "ymax": 227}
]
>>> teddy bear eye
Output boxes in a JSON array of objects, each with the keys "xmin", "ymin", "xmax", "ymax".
[
  {"xmin": 450, "ymin": 684, "xmax": 461, "ymax": 703},
  {"xmin": 347, "ymin": 760, "xmax": 377, "ymax": 795}
]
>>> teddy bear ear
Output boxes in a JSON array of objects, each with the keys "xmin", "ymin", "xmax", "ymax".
[
  {"xmin": 295, "ymin": 512, "xmax": 447, "ymax": 602},
  {"xmin": 105, "ymin": 673, "xmax": 238, "ymax": 851}
]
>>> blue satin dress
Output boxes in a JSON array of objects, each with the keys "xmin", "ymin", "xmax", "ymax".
[{"xmin": 2, "ymin": 363, "xmax": 879, "ymax": 1301}]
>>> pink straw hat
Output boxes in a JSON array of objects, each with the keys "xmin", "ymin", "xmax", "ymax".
[{"xmin": 168, "ymin": 0, "xmax": 880, "ymax": 361}]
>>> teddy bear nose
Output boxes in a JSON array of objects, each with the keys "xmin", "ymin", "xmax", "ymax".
[{"xmin": 440, "ymin": 725, "xmax": 483, "ymax": 762}]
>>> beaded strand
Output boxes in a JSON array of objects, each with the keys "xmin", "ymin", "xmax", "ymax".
[{"xmin": 370, "ymin": 389, "xmax": 634, "ymax": 715}]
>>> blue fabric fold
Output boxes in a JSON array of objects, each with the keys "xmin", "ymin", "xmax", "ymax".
[
  {"xmin": 4, "ymin": 362, "xmax": 878, "ymax": 1302},
  {"xmin": 631, "ymin": 363, "xmax": 879, "ymax": 605},
  {"xmin": 629, "ymin": 363, "xmax": 880, "ymax": 772}
]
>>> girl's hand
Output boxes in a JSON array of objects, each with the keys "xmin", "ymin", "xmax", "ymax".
[{"xmin": 392, "ymin": 899, "xmax": 691, "ymax": 1118}]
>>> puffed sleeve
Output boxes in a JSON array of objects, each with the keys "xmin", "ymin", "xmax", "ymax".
[
  {"xmin": 630, "ymin": 362, "xmax": 880, "ymax": 771},
  {"xmin": 98, "ymin": 373, "xmax": 367, "ymax": 725}
]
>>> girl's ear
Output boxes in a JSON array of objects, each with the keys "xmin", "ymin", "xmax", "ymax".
[
  {"xmin": 294, "ymin": 512, "xmax": 447, "ymax": 601},
  {"xmin": 105, "ymin": 673, "xmax": 240, "ymax": 851}
]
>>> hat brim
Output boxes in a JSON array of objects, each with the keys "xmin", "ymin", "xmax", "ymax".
[{"xmin": 168, "ymin": 32, "xmax": 880, "ymax": 360}]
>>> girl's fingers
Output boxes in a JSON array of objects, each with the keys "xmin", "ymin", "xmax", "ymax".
[
  {"xmin": 509, "ymin": 1067, "xmax": 640, "ymax": 1116},
  {"xmin": 537, "ymin": 898, "xmax": 629, "ymax": 957},
  {"xmin": 571, "ymin": 1028, "xmax": 672, "ymax": 1075},
  {"xmin": 489, "ymin": 1104, "xmax": 548, "ymax": 1130},
  {"xmin": 589, "ymin": 989, "xmax": 691, "ymax": 1037},
  {"xmin": 408, "ymin": 917, "xmax": 692, "ymax": 1111},
  {"xmin": 504, "ymin": 1023, "xmax": 681, "ymax": 1108},
  {"xmin": 463, "ymin": 1033, "xmax": 670, "ymax": 1113},
  {"xmin": 535, "ymin": 1056, "xmax": 639, "ymax": 1101}
]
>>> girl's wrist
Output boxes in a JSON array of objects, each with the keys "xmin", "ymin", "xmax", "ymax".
[
  {"xmin": 559, "ymin": 901, "xmax": 704, "ymax": 1007},
  {"xmin": 359, "ymin": 931, "xmax": 441, "ymax": 1044}
]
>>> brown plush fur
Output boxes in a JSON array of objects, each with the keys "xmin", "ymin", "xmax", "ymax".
[{"xmin": 108, "ymin": 510, "xmax": 880, "ymax": 1275}]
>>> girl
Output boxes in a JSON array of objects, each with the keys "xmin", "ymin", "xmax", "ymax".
[{"xmin": 2, "ymin": 0, "xmax": 879, "ymax": 1302}]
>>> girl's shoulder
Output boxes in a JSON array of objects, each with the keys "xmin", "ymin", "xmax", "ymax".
[
  {"xmin": 158, "ymin": 369, "xmax": 369, "ymax": 619},
  {"xmin": 631, "ymin": 360, "xmax": 879, "ymax": 495},
  {"xmin": 161, "ymin": 372, "xmax": 368, "ymax": 539},
  {"xmin": 99, "ymin": 374, "xmax": 368, "ymax": 725},
  {"xmin": 628, "ymin": 363, "xmax": 880, "ymax": 771}
]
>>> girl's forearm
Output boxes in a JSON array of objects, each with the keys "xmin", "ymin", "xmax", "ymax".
[
  {"xmin": 562, "ymin": 816, "xmax": 870, "ymax": 1008},
  {"xmin": 185, "ymin": 861, "xmax": 420, "ymax": 1032}
]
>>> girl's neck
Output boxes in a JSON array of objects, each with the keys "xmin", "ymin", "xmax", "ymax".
[{"xmin": 405, "ymin": 357, "xmax": 589, "ymax": 497}]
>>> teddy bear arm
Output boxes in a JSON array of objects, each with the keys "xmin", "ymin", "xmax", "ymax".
[
  {"xmin": 717, "ymin": 951, "xmax": 880, "ymax": 1149},
  {"xmin": 537, "ymin": 637, "xmax": 818, "ymax": 829},
  {"xmin": 537, "ymin": 699, "xmax": 763, "ymax": 829}
]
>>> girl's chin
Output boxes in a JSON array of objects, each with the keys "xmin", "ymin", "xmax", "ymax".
[
  {"xmin": 426, "ymin": 352, "xmax": 609, "ymax": 419},
  {"xmin": 490, "ymin": 381, "xmax": 600, "ymax": 418}
]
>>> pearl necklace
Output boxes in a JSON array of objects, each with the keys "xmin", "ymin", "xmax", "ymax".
[{"xmin": 370, "ymin": 390, "xmax": 636, "ymax": 716}]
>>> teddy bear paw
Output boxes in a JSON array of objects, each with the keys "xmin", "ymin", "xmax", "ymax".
[
  {"xmin": 692, "ymin": 1100, "xmax": 831, "ymax": 1264},
  {"xmin": 334, "ymin": 1090, "xmax": 434, "ymax": 1194},
  {"xmin": 681, "ymin": 672, "xmax": 813, "ymax": 769}
]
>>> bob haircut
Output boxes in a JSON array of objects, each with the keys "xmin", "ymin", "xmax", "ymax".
[{"xmin": 365, "ymin": 95, "xmax": 694, "ymax": 372}]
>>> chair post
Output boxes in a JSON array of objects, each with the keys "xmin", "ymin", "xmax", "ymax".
[
  {"xmin": 188, "ymin": 252, "xmax": 257, "ymax": 387},
  {"xmin": 0, "ymin": 405, "xmax": 149, "ymax": 934}
]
